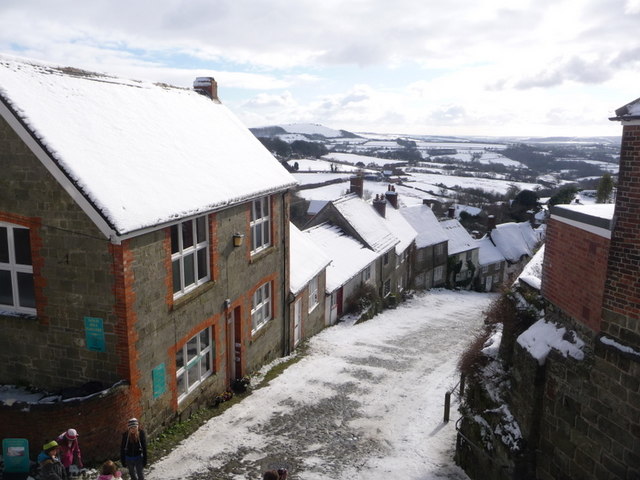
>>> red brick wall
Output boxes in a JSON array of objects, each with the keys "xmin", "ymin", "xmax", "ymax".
[
  {"xmin": 0, "ymin": 384, "xmax": 135, "ymax": 465},
  {"xmin": 603, "ymin": 124, "xmax": 640, "ymax": 323},
  {"xmin": 541, "ymin": 217, "xmax": 610, "ymax": 331}
]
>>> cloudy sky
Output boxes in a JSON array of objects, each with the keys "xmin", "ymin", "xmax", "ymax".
[{"xmin": 1, "ymin": 0, "xmax": 639, "ymax": 137}]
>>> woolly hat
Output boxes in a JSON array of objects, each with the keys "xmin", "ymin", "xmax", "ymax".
[
  {"xmin": 65, "ymin": 428, "xmax": 78, "ymax": 440},
  {"xmin": 43, "ymin": 440, "xmax": 59, "ymax": 452},
  {"xmin": 127, "ymin": 418, "xmax": 139, "ymax": 428}
]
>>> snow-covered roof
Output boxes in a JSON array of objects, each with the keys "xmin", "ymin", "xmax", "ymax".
[
  {"xmin": 489, "ymin": 222, "xmax": 538, "ymax": 262},
  {"xmin": 331, "ymin": 194, "xmax": 399, "ymax": 253},
  {"xmin": 554, "ymin": 204, "xmax": 615, "ymax": 221},
  {"xmin": 303, "ymin": 223, "xmax": 378, "ymax": 293},
  {"xmin": 610, "ymin": 96, "xmax": 640, "ymax": 121},
  {"xmin": 475, "ymin": 236, "xmax": 506, "ymax": 266},
  {"xmin": 517, "ymin": 244, "xmax": 545, "ymax": 290},
  {"xmin": 440, "ymin": 219, "xmax": 476, "ymax": 255},
  {"xmin": 0, "ymin": 54, "xmax": 296, "ymax": 237},
  {"xmin": 289, "ymin": 223, "xmax": 331, "ymax": 295},
  {"xmin": 400, "ymin": 204, "xmax": 448, "ymax": 248},
  {"xmin": 517, "ymin": 318, "xmax": 585, "ymax": 365},
  {"xmin": 378, "ymin": 203, "xmax": 417, "ymax": 254}
]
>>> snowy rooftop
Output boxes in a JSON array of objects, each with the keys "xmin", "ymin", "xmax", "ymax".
[
  {"xmin": 610, "ymin": 96, "xmax": 640, "ymax": 120},
  {"xmin": 377, "ymin": 202, "xmax": 417, "ymax": 254},
  {"xmin": 551, "ymin": 204, "xmax": 615, "ymax": 232},
  {"xmin": 399, "ymin": 204, "xmax": 449, "ymax": 248},
  {"xmin": 289, "ymin": 223, "xmax": 331, "ymax": 295},
  {"xmin": 332, "ymin": 194, "xmax": 399, "ymax": 253},
  {"xmin": 0, "ymin": 54, "xmax": 296, "ymax": 236},
  {"xmin": 489, "ymin": 222, "xmax": 538, "ymax": 262},
  {"xmin": 475, "ymin": 236, "xmax": 506, "ymax": 266},
  {"xmin": 303, "ymin": 223, "xmax": 378, "ymax": 293},
  {"xmin": 440, "ymin": 219, "xmax": 476, "ymax": 255},
  {"xmin": 517, "ymin": 244, "xmax": 545, "ymax": 290}
]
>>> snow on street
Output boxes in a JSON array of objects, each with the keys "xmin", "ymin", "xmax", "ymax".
[{"xmin": 148, "ymin": 290, "xmax": 496, "ymax": 480}]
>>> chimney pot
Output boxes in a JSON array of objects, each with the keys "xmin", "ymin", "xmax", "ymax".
[
  {"xmin": 193, "ymin": 77, "xmax": 219, "ymax": 101},
  {"xmin": 385, "ymin": 184, "xmax": 399, "ymax": 209},
  {"xmin": 373, "ymin": 195, "xmax": 387, "ymax": 218}
]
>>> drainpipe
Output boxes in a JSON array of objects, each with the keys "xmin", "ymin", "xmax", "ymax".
[{"xmin": 282, "ymin": 191, "xmax": 291, "ymax": 356}]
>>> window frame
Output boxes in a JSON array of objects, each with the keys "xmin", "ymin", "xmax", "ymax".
[
  {"xmin": 251, "ymin": 281, "xmax": 272, "ymax": 333},
  {"xmin": 308, "ymin": 275, "xmax": 319, "ymax": 313},
  {"xmin": 433, "ymin": 265, "xmax": 445, "ymax": 283},
  {"xmin": 383, "ymin": 278, "xmax": 391, "ymax": 297},
  {"xmin": 176, "ymin": 326, "xmax": 214, "ymax": 403},
  {"xmin": 170, "ymin": 216, "xmax": 210, "ymax": 299},
  {"xmin": 362, "ymin": 265, "xmax": 372, "ymax": 283},
  {"xmin": 0, "ymin": 222, "xmax": 36, "ymax": 315},
  {"xmin": 250, "ymin": 197, "xmax": 271, "ymax": 254}
]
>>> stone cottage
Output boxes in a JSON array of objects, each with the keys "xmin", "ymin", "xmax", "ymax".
[{"xmin": 0, "ymin": 55, "xmax": 296, "ymax": 461}]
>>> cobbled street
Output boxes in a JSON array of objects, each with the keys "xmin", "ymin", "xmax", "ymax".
[{"xmin": 148, "ymin": 290, "xmax": 495, "ymax": 480}]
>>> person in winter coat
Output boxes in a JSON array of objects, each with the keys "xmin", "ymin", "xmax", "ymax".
[
  {"xmin": 262, "ymin": 469, "xmax": 287, "ymax": 480},
  {"xmin": 56, "ymin": 428, "xmax": 83, "ymax": 474},
  {"xmin": 96, "ymin": 460, "xmax": 122, "ymax": 480},
  {"xmin": 120, "ymin": 418, "xmax": 147, "ymax": 480},
  {"xmin": 37, "ymin": 441, "xmax": 68, "ymax": 480}
]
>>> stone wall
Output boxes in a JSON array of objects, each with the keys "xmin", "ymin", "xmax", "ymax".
[{"xmin": 0, "ymin": 114, "xmax": 121, "ymax": 390}]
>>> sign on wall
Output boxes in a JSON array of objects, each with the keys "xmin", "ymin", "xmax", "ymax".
[
  {"xmin": 152, "ymin": 363, "xmax": 167, "ymax": 398},
  {"xmin": 84, "ymin": 316, "xmax": 106, "ymax": 352}
]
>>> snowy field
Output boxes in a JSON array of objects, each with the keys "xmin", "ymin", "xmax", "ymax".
[{"xmin": 148, "ymin": 290, "xmax": 496, "ymax": 480}]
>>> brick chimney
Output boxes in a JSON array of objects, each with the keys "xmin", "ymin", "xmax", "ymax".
[
  {"xmin": 349, "ymin": 175, "xmax": 364, "ymax": 198},
  {"xmin": 193, "ymin": 77, "xmax": 219, "ymax": 102},
  {"xmin": 385, "ymin": 185, "xmax": 398, "ymax": 209},
  {"xmin": 487, "ymin": 214, "xmax": 496, "ymax": 231},
  {"xmin": 422, "ymin": 199, "xmax": 432, "ymax": 208},
  {"xmin": 448, "ymin": 205, "xmax": 455, "ymax": 219},
  {"xmin": 372, "ymin": 194, "xmax": 387, "ymax": 218},
  {"xmin": 604, "ymin": 101, "xmax": 640, "ymax": 348}
]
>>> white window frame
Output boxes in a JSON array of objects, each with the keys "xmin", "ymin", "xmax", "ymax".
[
  {"xmin": 308, "ymin": 276, "xmax": 319, "ymax": 313},
  {"xmin": 435, "ymin": 243, "xmax": 445, "ymax": 256},
  {"xmin": 171, "ymin": 216, "xmax": 210, "ymax": 299},
  {"xmin": 251, "ymin": 281, "xmax": 272, "ymax": 333},
  {"xmin": 176, "ymin": 326, "xmax": 213, "ymax": 403},
  {"xmin": 383, "ymin": 252, "xmax": 390, "ymax": 266},
  {"xmin": 0, "ymin": 222, "xmax": 36, "ymax": 315},
  {"xmin": 250, "ymin": 197, "xmax": 271, "ymax": 254}
]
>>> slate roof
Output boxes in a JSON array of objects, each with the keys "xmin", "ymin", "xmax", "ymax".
[
  {"xmin": 399, "ymin": 204, "xmax": 448, "ymax": 249},
  {"xmin": 303, "ymin": 223, "xmax": 378, "ymax": 293},
  {"xmin": 289, "ymin": 223, "xmax": 331, "ymax": 295},
  {"xmin": 331, "ymin": 194, "xmax": 399, "ymax": 254},
  {"xmin": 440, "ymin": 219, "xmax": 476, "ymax": 255}
]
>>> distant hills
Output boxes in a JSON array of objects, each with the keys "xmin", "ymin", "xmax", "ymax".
[{"xmin": 250, "ymin": 123, "xmax": 619, "ymax": 146}]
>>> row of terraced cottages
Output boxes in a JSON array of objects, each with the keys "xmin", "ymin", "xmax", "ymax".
[{"xmin": 0, "ymin": 55, "xmax": 541, "ymax": 462}]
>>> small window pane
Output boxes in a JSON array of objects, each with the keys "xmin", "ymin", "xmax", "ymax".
[
  {"xmin": 0, "ymin": 227, "xmax": 8, "ymax": 263},
  {"xmin": 182, "ymin": 220, "xmax": 194, "ymax": 249},
  {"xmin": 203, "ymin": 351, "xmax": 211, "ymax": 373},
  {"xmin": 200, "ymin": 329, "xmax": 210, "ymax": 349},
  {"xmin": 188, "ymin": 366, "xmax": 198, "ymax": 388},
  {"xmin": 13, "ymin": 229, "xmax": 31, "ymax": 265},
  {"xmin": 196, "ymin": 217, "xmax": 206, "ymax": 244},
  {"xmin": 177, "ymin": 373, "xmax": 185, "ymax": 395},
  {"xmin": 170, "ymin": 225, "xmax": 179, "ymax": 254},
  {"xmin": 197, "ymin": 249, "xmax": 207, "ymax": 281},
  {"xmin": 172, "ymin": 259, "xmax": 181, "ymax": 293},
  {"xmin": 0, "ymin": 270, "xmax": 13, "ymax": 305},
  {"xmin": 262, "ymin": 221, "xmax": 270, "ymax": 245},
  {"xmin": 183, "ymin": 253, "xmax": 195, "ymax": 287},
  {"xmin": 254, "ymin": 227, "xmax": 262, "ymax": 251},
  {"xmin": 17, "ymin": 272, "xmax": 35, "ymax": 308},
  {"xmin": 176, "ymin": 348, "xmax": 184, "ymax": 370},
  {"xmin": 186, "ymin": 337, "xmax": 198, "ymax": 363}
]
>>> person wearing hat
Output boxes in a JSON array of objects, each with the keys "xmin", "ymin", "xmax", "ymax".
[
  {"xmin": 56, "ymin": 428, "xmax": 83, "ymax": 475},
  {"xmin": 37, "ymin": 440, "xmax": 68, "ymax": 480},
  {"xmin": 120, "ymin": 418, "xmax": 147, "ymax": 480}
]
